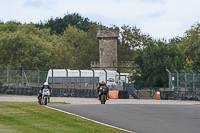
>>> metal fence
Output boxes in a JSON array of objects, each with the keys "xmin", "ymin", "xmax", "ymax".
[
  {"xmin": 0, "ymin": 67, "xmax": 135, "ymax": 98},
  {"xmin": 47, "ymin": 69, "xmax": 99, "ymax": 90},
  {"xmin": 166, "ymin": 69, "xmax": 200, "ymax": 92},
  {"xmin": 0, "ymin": 67, "xmax": 119, "ymax": 90},
  {"xmin": 0, "ymin": 68, "xmax": 48, "ymax": 88}
]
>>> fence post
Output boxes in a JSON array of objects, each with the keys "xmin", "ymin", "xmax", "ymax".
[
  {"xmin": 198, "ymin": 70, "xmax": 200, "ymax": 92},
  {"xmin": 50, "ymin": 68, "xmax": 53, "ymax": 89},
  {"xmin": 174, "ymin": 69, "xmax": 179, "ymax": 91},
  {"xmin": 5, "ymin": 66, "xmax": 9, "ymax": 87},
  {"xmin": 103, "ymin": 69, "xmax": 107, "ymax": 84},
  {"xmin": 182, "ymin": 70, "xmax": 187, "ymax": 92},
  {"xmin": 166, "ymin": 69, "xmax": 171, "ymax": 91},
  {"xmin": 36, "ymin": 67, "xmax": 40, "ymax": 89},
  {"xmin": 20, "ymin": 65, "xmax": 24, "ymax": 87},
  {"xmin": 190, "ymin": 70, "xmax": 195, "ymax": 92},
  {"xmin": 91, "ymin": 69, "xmax": 95, "ymax": 97},
  {"xmin": 64, "ymin": 68, "xmax": 68, "ymax": 89},
  {"xmin": 78, "ymin": 69, "xmax": 81, "ymax": 89},
  {"xmin": 116, "ymin": 69, "xmax": 120, "ymax": 80},
  {"xmin": 125, "ymin": 75, "xmax": 127, "ymax": 90}
]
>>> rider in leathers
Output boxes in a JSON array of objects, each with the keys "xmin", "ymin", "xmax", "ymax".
[
  {"xmin": 97, "ymin": 81, "xmax": 109, "ymax": 100},
  {"xmin": 37, "ymin": 82, "xmax": 51, "ymax": 102}
]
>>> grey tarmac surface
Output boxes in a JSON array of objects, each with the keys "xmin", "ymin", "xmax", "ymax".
[
  {"xmin": 1, "ymin": 94, "xmax": 200, "ymax": 105},
  {"xmin": 49, "ymin": 104, "xmax": 200, "ymax": 133},
  {"xmin": 1, "ymin": 95, "xmax": 200, "ymax": 133}
]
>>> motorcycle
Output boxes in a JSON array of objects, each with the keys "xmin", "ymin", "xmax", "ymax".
[
  {"xmin": 98, "ymin": 86, "xmax": 108, "ymax": 104},
  {"xmin": 38, "ymin": 88, "xmax": 50, "ymax": 105}
]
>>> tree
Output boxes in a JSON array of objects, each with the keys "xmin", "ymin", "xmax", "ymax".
[
  {"xmin": 191, "ymin": 42, "xmax": 200, "ymax": 70},
  {"xmin": 120, "ymin": 25, "xmax": 153, "ymax": 49},
  {"xmin": 50, "ymin": 38, "xmax": 76, "ymax": 69},
  {"xmin": 178, "ymin": 23, "xmax": 200, "ymax": 59},
  {"xmin": 50, "ymin": 25, "xmax": 99, "ymax": 69},
  {"xmin": 36, "ymin": 13, "xmax": 95, "ymax": 35},
  {"xmin": 169, "ymin": 36, "xmax": 182, "ymax": 45},
  {"xmin": 132, "ymin": 41, "xmax": 185, "ymax": 90},
  {"xmin": 118, "ymin": 25, "xmax": 153, "ymax": 62},
  {"xmin": 0, "ymin": 22, "xmax": 54, "ymax": 69}
]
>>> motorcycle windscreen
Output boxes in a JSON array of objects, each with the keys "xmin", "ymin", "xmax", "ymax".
[{"xmin": 100, "ymin": 86, "xmax": 107, "ymax": 93}]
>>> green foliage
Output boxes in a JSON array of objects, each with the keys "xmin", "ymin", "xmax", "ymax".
[
  {"xmin": 0, "ymin": 21, "xmax": 99, "ymax": 70},
  {"xmin": 132, "ymin": 41, "xmax": 185, "ymax": 89},
  {"xmin": 118, "ymin": 25, "xmax": 153, "ymax": 61},
  {"xmin": 191, "ymin": 42, "xmax": 200, "ymax": 70},
  {"xmin": 178, "ymin": 23, "xmax": 200, "ymax": 59},
  {"xmin": 1, "ymin": 14, "xmax": 200, "ymax": 91},
  {"xmin": 36, "ymin": 13, "xmax": 95, "ymax": 35},
  {"xmin": 0, "ymin": 79, "xmax": 3, "ymax": 88},
  {"xmin": 0, "ymin": 22, "xmax": 54, "ymax": 69},
  {"xmin": 50, "ymin": 24, "xmax": 99, "ymax": 69},
  {"xmin": 168, "ymin": 36, "xmax": 182, "ymax": 45}
]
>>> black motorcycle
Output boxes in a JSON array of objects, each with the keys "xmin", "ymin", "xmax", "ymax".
[{"xmin": 98, "ymin": 86, "xmax": 108, "ymax": 104}]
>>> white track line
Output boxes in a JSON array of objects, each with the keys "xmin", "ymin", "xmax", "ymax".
[{"xmin": 45, "ymin": 106, "xmax": 134, "ymax": 133}]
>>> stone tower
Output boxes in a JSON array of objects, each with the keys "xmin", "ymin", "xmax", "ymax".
[{"xmin": 91, "ymin": 27, "xmax": 119, "ymax": 70}]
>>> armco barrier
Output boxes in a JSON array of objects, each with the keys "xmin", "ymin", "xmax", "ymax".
[
  {"xmin": 0, "ymin": 86, "xmax": 97, "ymax": 98},
  {"xmin": 160, "ymin": 91, "xmax": 174, "ymax": 100},
  {"xmin": 0, "ymin": 86, "xmax": 36, "ymax": 95},
  {"xmin": 159, "ymin": 91, "xmax": 200, "ymax": 101},
  {"xmin": 119, "ymin": 90, "xmax": 129, "ymax": 99},
  {"xmin": 0, "ymin": 86, "xmax": 129, "ymax": 99},
  {"xmin": 51, "ymin": 88, "xmax": 96, "ymax": 98},
  {"xmin": 109, "ymin": 90, "xmax": 128, "ymax": 99},
  {"xmin": 109, "ymin": 90, "xmax": 119, "ymax": 99}
]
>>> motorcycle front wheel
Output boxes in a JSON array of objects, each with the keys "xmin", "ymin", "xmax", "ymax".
[
  {"xmin": 38, "ymin": 98, "xmax": 42, "ymax": 105},
  {"xmin": 43, "ymin": 97, "xmax": 47, "ymax": 105},
  {"xmin": 101, "ymin": 95, "xmax": 106, "ymax": 104}
]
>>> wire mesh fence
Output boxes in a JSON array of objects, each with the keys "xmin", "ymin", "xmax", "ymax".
[
  {"xmin": 0, "ymin": 69, "xmax": 48, "ymax": 88},
  {"xmin": 0, "ymin": 68, "xmax": 119, "ymax": 90},
  {"xmin": 0, "ymin": 68, "xmax": 134, "ymax": 98},
  {"xmin": 47, "ymin": 69, "xmax": 99, "ymax": 90},
  {"xmin": 168, "ymin": 70, "xmax": 200, "ymax": 92}
]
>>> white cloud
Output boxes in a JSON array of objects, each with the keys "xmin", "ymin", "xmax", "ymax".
[{"xmin": 0, "ymin": 0, "xmax": 200, "ymax": 39}]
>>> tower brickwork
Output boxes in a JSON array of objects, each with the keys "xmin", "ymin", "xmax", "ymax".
[
  {"xmin": 90, "ymin": 27, "xmax": 134, "ymax": 71},
  {"xmin": 91, "ymin": 27, "xmax": 119, "ymax": 70}
]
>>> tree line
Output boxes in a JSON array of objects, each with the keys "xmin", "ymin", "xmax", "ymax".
[{"xmin": 0, "ymin": 13, "xmax": 200, "ymax": 89}]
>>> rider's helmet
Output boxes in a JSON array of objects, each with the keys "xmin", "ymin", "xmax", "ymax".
[
  {"xmin": 101, "ymin": 81, "xmax": 108, "ymax": 87},
  {"xmin": 44, "ymin": 82, "xmax": 48, "ymax": 87}
]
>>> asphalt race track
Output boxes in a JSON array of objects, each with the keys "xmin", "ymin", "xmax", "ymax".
[
  {"xmin": 1, "ymin": 95, "xmax": 199, "ymax": 133},
  {"xmin": 48, "ymin": 104, "xmax": 200, "ymax": 133}
]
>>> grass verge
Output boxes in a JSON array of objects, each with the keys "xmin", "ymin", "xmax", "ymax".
[{"xmin": 0, "ymin": 102, "xmax": 127, "ymax": 133}]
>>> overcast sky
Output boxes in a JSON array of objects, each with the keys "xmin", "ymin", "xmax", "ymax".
[{"xmin": 0, "ymin": 0, "xmax": 200, "ymax": 39}]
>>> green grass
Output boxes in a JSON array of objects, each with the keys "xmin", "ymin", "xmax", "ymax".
[{"xmin": 0, "ymin": 102, "xmax": 127, "ymax": 133}]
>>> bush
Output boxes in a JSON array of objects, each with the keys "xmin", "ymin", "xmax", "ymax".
[{"xmin": 0, "ymin": 79, "xmax": 3, "ymax": 88}]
